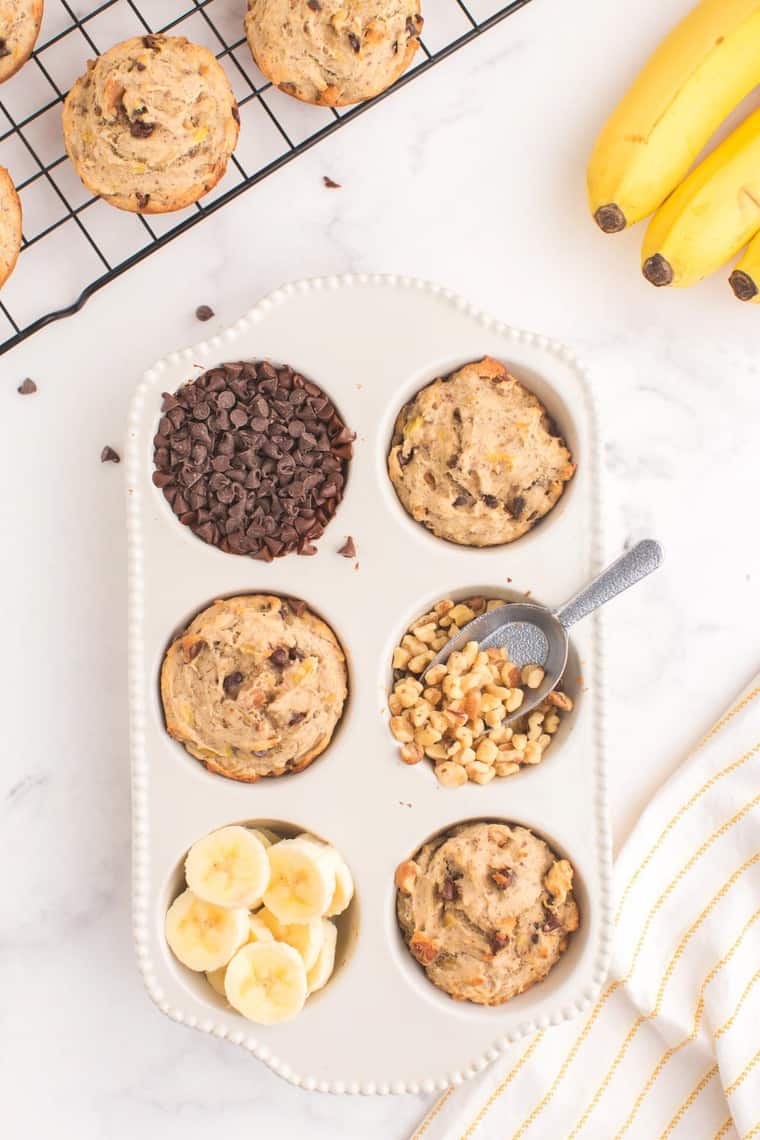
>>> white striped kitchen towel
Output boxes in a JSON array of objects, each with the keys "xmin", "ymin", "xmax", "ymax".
[{"xmin": 411, "ymin": 677, "xmax": 760, "ymax": 1140}]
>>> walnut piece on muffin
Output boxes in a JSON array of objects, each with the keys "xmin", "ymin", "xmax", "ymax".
[
  {"xmin": 245, "ymin": 0, "xmax": 423, "ymax": 107},
  {"xmin": 396, "ymin": 821, "xmax": 579, "ymax": 1005},
  {"xmin": 161, "ymin": 595, "xmax": 347, "ymax": 781},
  {"xmin": 388, "ymin": 357, "xmax": 575, "ymax": 547},
  {"xmin": 388, "ymin": 595, "xmax": 573, "ymax": 785},
  {"xmin": 62, "ymin": 35, "xmax": 239, "ymax": 214}
]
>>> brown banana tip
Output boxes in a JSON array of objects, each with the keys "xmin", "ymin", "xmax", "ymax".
[
  {"xmin": 642, "ymin": 254, "xmax": 674, "ymax": 287},
  {"xmin": 594, "ymin": 204, "xmax": 627, "ymax": 234},
  {"xmin": 729, "ymin": 269, "xmax": 759, "ymax": 302}
]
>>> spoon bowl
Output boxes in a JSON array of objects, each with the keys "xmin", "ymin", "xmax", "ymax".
[{"xmin": 422, "ymin": 539, "xmax": 663, "ymax": 724}]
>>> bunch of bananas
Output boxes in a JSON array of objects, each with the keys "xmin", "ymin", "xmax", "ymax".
[{"xmin": 587, "ymin": 0, "xmax": 760, "ymax": 302}]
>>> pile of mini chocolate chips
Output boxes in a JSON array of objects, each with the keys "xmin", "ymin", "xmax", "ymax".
[{"xmin": 152, "ymin": 361, "xmax": 354, "ymax": 560}]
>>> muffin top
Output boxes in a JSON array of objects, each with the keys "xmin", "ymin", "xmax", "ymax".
[
  {"xmin": 388, "ymin": 357, "xmax": 575, "ymax": 547},
  {"xmin": 245, "ymin": 0, "xmax": 423, "ymax": 107},
  {"xmin": 396, "ymin": 821, "xmax": 579, "ymax": 1005},
  {"xmin": 0, "ymin": 166, "xmax": 21, "ymax": 288},
  {"xmin": 161, "ymin": 595, "xmax": 347, "ymax": 781},
  {"xmin": 62, "ymin": 35, "xmax": 239, "ymax": 213},
  {"xmin": 0, "ymin": 0, "xmax": 43, "ymax": 83}
]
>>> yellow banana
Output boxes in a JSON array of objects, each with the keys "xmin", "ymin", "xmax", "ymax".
[
  {"xmin": 588, "ymin": 0, "xmax": 760, "ymax": 233},
  {"xmin": 729, "ymin": 231, "xmax": 760, "ymax": 301},
  {"xmin": 641, "ymin": 106, "xmax": 760, "ymax": 288}
]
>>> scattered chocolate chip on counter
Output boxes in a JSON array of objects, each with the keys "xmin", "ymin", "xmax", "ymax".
[
  {"xmin": 323, "ymin": 176, "xmax": 341, "ymax": 188},
  {"xmin": 338, "ymin": 536, "xmax": 356, "ymax": 558},
  {"xmin": 17, "ymin": 378, "xmax": 37, "ymax": 395},
  {"xmin": 195, "ymin": 304, "xmax": 214, "ymax": 322},
  {"xmin": 101, "ymin": 446, "xmax": 121, "ymax": 463},
  {"xmin": 153, "ymin": 360, "xmax": 355, "ymax": 561}
]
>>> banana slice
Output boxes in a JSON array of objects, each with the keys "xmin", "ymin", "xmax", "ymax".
[
  {"xmin": 205, "ymin": 912, "xmax": 274, "ymax": 996},
  {"xmin": 248, "ymin": 826, "xmax": 280, "ymax": 848},
  {"xmin": 257, "ymin": 905, "xmax": 324, "ymax": 971},
  {"xmin": 185, "ymin": 825, "xmax": 270, "ymax": 908},
  {"xmin": 295, "ymin": 833, "xmax": 354, "ymax": 917},
  {"xmin": 225, "ymin": 941, "xmax": 307, "ymax": 1024},
  {"xmin": 206, "ymin": 965, "xmax": 228, "ymax": 997},
  {"xmin": 165, "ymin": 888, "xmax": 250, "ymax": 972},
  {"xmin": 264, "ymin": 838, "xmax": 336, "ymax": 923},
  {"xmin": 307, "ymin": 919, "xmax": 338, "ymax": 994}
]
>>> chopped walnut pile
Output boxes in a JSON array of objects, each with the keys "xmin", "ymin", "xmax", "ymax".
[{"xmin": 388, "ymin": 596, "xmax": 574, "ymax": 787}]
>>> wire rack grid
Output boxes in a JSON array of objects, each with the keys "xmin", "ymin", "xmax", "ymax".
[{"xmin": 0, "ymin": 0, "xmax": 532, "ymax": 355}]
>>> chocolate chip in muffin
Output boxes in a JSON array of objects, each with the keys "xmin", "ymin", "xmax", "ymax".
[
  {"xmin": 222, "ymin": 670, "xmax": 244, "ymax": 696},
  {"xmin": 270, "ymin": 646, "xmax": 289, "ymax": 667},
  {"xmin": 153, "ymin": 361, "xmax": 354, "ymax": 560},
  {"xmin": 130, "ymin": 119, "xmax": 155, "ymax": 138},
  {"xmin": 0, "ymin": 39, "xmax": 10, "ymax": 60}
]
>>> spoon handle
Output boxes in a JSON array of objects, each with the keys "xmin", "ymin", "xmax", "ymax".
[{"xmin": 555, "ymin": 539, "xmax": 663, "ymax": 630}]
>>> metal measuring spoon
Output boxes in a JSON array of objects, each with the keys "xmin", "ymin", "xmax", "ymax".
[{"xmin": 423, "ymin": 539, "xmax": 663, "ymax": 723}]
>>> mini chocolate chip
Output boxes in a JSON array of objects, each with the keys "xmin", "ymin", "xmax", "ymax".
[
  {"xmin": 338, "ymin": 536, "xmax": 356, "ymax": 558},
  {"xmin": 130, "ymin": 120, "xmax": 155, "ymax": 138},
  {"xmin": 195, "ymin": 304, "xmax": 214, "ymax": 321},
  {"xmin": 100, "ymin": 446, "xmax": 120, "ymax": 463},
  {"xmin": 348, "ymin": 32, "xmax": 360, "ymax": 51},
  {"xmin": 231, "ymin": 105, "xmax": 240, "ymax": 124},
  {"xmin": 440, "ymin": 877, "xmax": 458, "ymax": 902},
  {"xmin": 453, "ymin": 494, "xmax": 468, "ymax": 507},
  {"xmin": 323, "ymin": 175, "xmax": 341, "ymax": 188},
  {"xmin": 0, "ymin": 39, "xmax": 9, "ymax": 59},
  {"xmin": 482, "ymin": 494, "xmax": 499, "ymax": 508},
  {"xmin": 143, "ymin": 34, "xmax": 162, "ymax": 49},
  {"xmin": 289, "ymin": 711, "xmax": 306, "ymax": 724},
  {"xmin": 270, "ymin": 646, "xmax": 289, "ymax": 667},
  {"xmin": 531, "ymin": 933, "xmax": 540, "ymax": 944},
  {"xmin": 135, "ymin": 191, "xmax": 151, "ymax": 210},
  {"xmin": 222, "ymin": 671, "xmax": 244, "ymax": 694},
  {"xmin": 187, "ymin": 640, "xmax": 203, "ymax": 661},
  {"xmin": 542, "ymin": 912, "xmax": 562, "ymax": 932},
  {"xmin": 508, "ymin": 495, "xmax": 526, "ymax": 518},
  {"xmin": 307, "ymin": 0, "xmax": 321, "ymax": 8},
  {"xmin": 491, "ymin": 931, "xmax": 510, "ymax": 952},
  {"xmin": 17, "ymin": 378, "xmax": 37, "ymax": 395},
  {"xmin": 490, "ymin": 869, "xmax": 514, "ymax": 890}
]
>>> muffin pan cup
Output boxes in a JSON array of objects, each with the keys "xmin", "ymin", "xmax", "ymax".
[{"xmin": 127, "ymin": 274, "xmax": 611, "ymax": 1094}]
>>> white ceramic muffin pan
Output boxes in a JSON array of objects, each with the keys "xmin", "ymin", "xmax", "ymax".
[{"xmin": 126, "ymin": 274, "xmax": 611, "ymax": 1094}]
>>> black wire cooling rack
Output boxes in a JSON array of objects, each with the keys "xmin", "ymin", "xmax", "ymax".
[{"xmin": 0, "ymin": 0, "xmax": 532, "ymax": 355}]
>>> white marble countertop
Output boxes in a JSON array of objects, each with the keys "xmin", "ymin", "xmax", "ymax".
[{"xmin": 3, "ymin": 0, "xmax": 759, "ymax": 1135}]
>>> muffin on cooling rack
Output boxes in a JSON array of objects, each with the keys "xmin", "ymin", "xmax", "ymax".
[
  {"xmin": 62, "ymin": 34, "xmax": 239, "ymax": 214},
  {"xmin": 245, "ymin": 0, "xmax": 424, "ymax": 107},
  {"xmin": 0, "ymin": 165, "xmax": 22, "ymax": 288},
  {"xmin": 0, "ymin": 1, "xmax": 44, "ymax": 84}
]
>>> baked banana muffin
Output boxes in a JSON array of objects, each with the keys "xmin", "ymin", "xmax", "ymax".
[
  {"xmin": 0, "ymin": 165, "xmax": 21, "ymax": 287},
  {"xmin": 245, "ymin": 0, "xmax": 423, "ymax": 107},
  {"xmin": 388, "ymin": 357, "xmax": 575, "ymax": 546},
  {"xmin": 396, "ymin": 821, "xmax": 579, "ymax": 1005},
  {"xmin": 0, "ymin": 0, "xmax": 43, "ymax": 83},
  {"xmin": 62, "ymin": 35, "xmax": 239, "ymax": 214},
  {"xmin": 161, "ymin": 595, "xmax": 348, "ymax": 781}
]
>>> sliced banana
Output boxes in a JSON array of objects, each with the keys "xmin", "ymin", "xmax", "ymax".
[
  {"xmin": 206, "ymin": 965, "xmax": 228, "ymax": 997},
  {"xmin": 225, "ymin": 941, "xmax": 307, "ymax": 1025},
  {"xmin": 248, "ymin": 826, "xmax": 280, "ymax": 848},
  {"xmin": 165, "ymin": 888, "xmax": 249, "ymax": 972},
  {"xmin": 205, "ymin": 912, "xmax": 273, "ymax": 997},
  {"xmin": 185, "ymin": 825, "xmax": 270, "ymax": 908},
  {"xmin": 307, "ymin": 919, "xmax": 338, "ymax": 994},
  {"xmin": 264, "ymin": 838, "xmax": 336, "ymax": 923},
  {"xmin": 257, "ymin": 906, "xmax": 325, "ymax": 971},
  {"xmin": 295, "ymin": 833, "xmax": 354, "ymax": 917}
]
